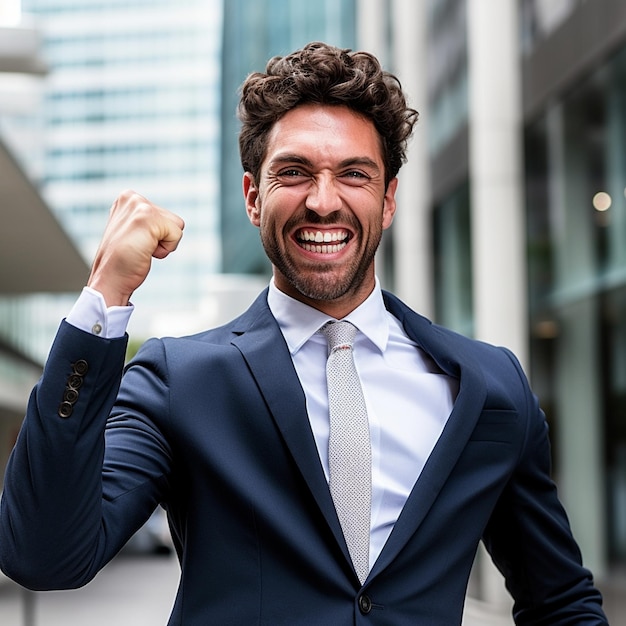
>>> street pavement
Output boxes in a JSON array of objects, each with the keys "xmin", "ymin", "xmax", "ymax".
[
  {"xmin": 0, "ymin": 554, "xmax": 180, "ymax": 626},
  {"xmin": 0, "ymin": 553, "xmax": 622, "ymax": 625}
]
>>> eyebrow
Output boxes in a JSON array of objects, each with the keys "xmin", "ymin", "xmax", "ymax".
[{"xmin": 269, "ymin": 154, "xmax": 382, "ymax": 172}]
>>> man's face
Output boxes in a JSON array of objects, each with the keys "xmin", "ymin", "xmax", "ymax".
[{"xmin": 243, "ymin": 103, "xmax": 397, "ymax": 316}]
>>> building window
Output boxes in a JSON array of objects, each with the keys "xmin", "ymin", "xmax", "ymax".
[
  {"xmin": 433, "ymin": 181, "xmax": 473, "ymax": 336},
  {"xmin": 526, "ymin": 44, "xmax": 626, "ymax": 566}
]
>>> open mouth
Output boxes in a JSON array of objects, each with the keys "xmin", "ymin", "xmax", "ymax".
[{"xmin": 295, "ymin": 228, "xmax": 350, "ymax": 253}]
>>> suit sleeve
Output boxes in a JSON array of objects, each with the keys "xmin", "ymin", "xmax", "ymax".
[
  {"xmin": 0, "ymin": 321, "xmax": 171, "ymax": 590},
  {"xmin": 482, "ymin": 348, "xmax": 607, "ymax": 624}
]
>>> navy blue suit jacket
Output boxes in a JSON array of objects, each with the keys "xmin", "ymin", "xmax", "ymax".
[{"xmin": 0, "ymin": 290, "xmax": 607, "ymax": 624}]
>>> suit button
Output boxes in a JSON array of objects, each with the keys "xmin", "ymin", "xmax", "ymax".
[
  {"xmin": 58, "ymin": 402, "xmax": 74, "ymax": 418},
  {"xmin": 63, "ymin": 388, "xmax": 79, "ymax": 404},
  {"xmin": 73, "ymin": 360, "xmax": 89, "ymax": 376},
  {"xmin": 67, "ymin": 373, "xmax": 84, "ymax": 390},
  {"xmin": 358, "ymin": 594, "xmax": 372, "ymax": 615}
]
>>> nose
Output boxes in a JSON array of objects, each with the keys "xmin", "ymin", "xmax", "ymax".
[{"xmin": 305, "ymin": 174, "xmax": 342, "ymax": 216}]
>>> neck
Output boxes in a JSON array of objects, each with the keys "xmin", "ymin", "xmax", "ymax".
[{"xmin": 272, "ymin": 275, "xmax": 376, "ymax": 320}]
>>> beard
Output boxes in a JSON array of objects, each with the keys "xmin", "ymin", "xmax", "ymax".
[{"xmin": 259, "ymin": 209, "xmax": 383, "ymax": 303}]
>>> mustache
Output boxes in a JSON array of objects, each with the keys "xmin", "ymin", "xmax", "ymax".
[{"xmin": 285, "ymin": 209, "xmax": 360, "ymax": 230}]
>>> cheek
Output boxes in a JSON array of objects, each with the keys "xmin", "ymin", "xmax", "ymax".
[
  {"xmin": 260, "ymin": 190, "xmax": 301, "ymax": 224},
  {"xmin": 257, "ymin": 204, "xmax": 281, "ymax": 236}
]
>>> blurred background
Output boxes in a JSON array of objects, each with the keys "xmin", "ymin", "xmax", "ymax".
[{"xmin": 0, "ymin": 0, "xmax": 625, "ymax": 623}]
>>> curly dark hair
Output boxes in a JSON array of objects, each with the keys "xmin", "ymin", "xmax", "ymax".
[{"xmin": 237, "ymin": 42, "xmax": 419, "ymax": 187}]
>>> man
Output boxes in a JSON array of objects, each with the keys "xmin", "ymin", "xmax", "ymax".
[{"xmin": 0, "ymin": 42, "xmax": 608, "ymax": 624}]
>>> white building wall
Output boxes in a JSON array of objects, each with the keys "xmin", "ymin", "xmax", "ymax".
[
  {"xmin": 467, "ymin": 0, "xmax": 527, "ymax": 366},
  {"xmin": 390, "ymin": 0, "xmax": 434, "ymax": 318}
]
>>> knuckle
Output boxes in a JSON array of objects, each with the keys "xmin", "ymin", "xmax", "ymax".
[{"xmin": 117, "ymin": 188, "xmax": 136, "ymax": 203}]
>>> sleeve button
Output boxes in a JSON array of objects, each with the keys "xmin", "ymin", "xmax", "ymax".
[
  {"xmin": 58, "ymin": 402, "xmax": 74, "ymax": 418},
  {"xmin": 63, "ymin": 388, "xmax": 79, "ymax": 404},
  {"xmin": 67, "ymin": 373, "xmax": 83, "ymax": 390},
  {"xmin": 73, "ymin": 360, "xmax": 89, "ymax": 376}
]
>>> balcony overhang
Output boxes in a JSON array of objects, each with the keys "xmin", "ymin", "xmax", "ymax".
[
  {"xmin": 0, "ymin": 25, "xmax": 47, "ymax": 75},
  {"xmin": 0, "ymin": 139, "xmax": 89, "ymax": 293}
]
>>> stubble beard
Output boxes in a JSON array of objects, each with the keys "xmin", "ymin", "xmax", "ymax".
[{"xmin": 260, "ymin": 216, "xmax": 383, "ymax": 303}]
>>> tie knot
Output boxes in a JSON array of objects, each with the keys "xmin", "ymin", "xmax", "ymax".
[{"xmin": 321, "ymin": 320, "xmax": 357, "ymax": 351}]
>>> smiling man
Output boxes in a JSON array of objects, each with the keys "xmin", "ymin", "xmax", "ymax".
[
  {"xmin": 0, "ymin": 42, "xmax": 608, "ymax": 625},
  {"xmin": 244, "ymin": 103, "xmax": 397, "ymax": 318}
]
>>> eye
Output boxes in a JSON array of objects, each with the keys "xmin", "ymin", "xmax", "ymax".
[
  {"xmin": 278, "ymin": 168, "xmax": 305, "ymax": 178},
  {"xmin": 341, "ymin": 170, "xmax": 370, "ymax": 184},
  {"xmin": 273, "ymin": 168, "xmax": 310, "ymax": 185}
]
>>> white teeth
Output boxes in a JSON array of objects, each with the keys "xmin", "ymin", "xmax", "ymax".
[
  {"xmin": 297, "ymin": 229, "xmax": 348, "ymax": 254},
  {"xmin": 302, "ymin": 242, "xmax": 347, "ymax": 254},
  {"xmin": 299, "ymin": 229, "xmax": 347, "ymax": 242}
]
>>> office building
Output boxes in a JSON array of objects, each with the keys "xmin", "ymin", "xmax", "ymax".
[
  {"xmin": 366, "ymin": 0, "xmax": 626, "ymax": 618},
  {"xmin": 521, "ymin": 0, "xmax": 626, "ymax": 576},
  {"xmin": 19, "ymin": 0, "xmax": 224, "ymax": 340}
]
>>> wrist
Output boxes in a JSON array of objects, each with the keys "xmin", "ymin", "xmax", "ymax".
[
  {"xmin": 67, "ymin": 287, "xmax": 133, "ymax": 338},
  {"xmin": 87, "ymin": 278, "xmax": 132, "ymax": 308}
]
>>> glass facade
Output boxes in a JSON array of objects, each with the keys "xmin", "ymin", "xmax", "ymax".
[
  {"xmin": 19, "ymin": 0, "xmax": 223, "ymax": 341},
  {"xmin": 519, "ymin": 0, "xmax": 580, "ymax": 55},
  {"xmin": 433, "ymin": 182, "xmax": 473, "ymax": 336},
  {"xmin": 428, "ymin": 0, "xmax": 626, "ymax": 582},
  {"xmin": 525, "ymin": 44, "xmax": 626, "ymax": 564},
  {"xmin": 428, "ymin": 0, "xmax": 472, "ymax": 335},
  {"xmin": 426, "ymin": 0, "xmax": 468, "ymax": 156}
]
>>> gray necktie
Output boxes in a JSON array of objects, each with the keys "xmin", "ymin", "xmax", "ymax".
[{"xmin": 321, "ymin": 321, "xmax": 371, "ymax": 584}]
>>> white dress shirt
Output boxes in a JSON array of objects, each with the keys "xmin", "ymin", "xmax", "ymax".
[
  {"xmin": 66, "ymin": 280, "xmax": 457, "ymax": 570},
  {"xmin": 267, "ymin": 279, "xmax": 457, "ymax": 569}
]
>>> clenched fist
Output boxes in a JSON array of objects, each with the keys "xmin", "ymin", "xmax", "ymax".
[{"xmin": 88, "ymin": 190, "xmax": 185, "ymax": 307}]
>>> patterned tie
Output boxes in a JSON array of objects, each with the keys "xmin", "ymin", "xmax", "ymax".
[{"xmin": 321, "ymin": 321, "xmax": 371, "ymax": 584}]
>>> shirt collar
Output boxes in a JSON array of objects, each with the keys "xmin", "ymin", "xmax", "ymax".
[{"xmin": 267, "ymin": 277, "xmax": 390, "ymax": 355}]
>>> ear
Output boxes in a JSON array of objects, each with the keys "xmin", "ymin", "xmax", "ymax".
[
  {"xmin": 382, "ymin": 177, "xmax": 398, "ymax": 230},
  {"xmin": 243, "ymin": 172, "xmax": 261, "ymax": 227}
]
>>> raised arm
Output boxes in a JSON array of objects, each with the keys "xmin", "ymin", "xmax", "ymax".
[{"xmin": 0, "ymin": 191, "xmax": 183, "ymax": 589}]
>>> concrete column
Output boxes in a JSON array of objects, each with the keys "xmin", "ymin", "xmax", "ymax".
[
  {"xmin": 357, "ymin": 0, "xmax": 433, "ymax": 317},
  {"xmin": 355, "ymin": 0, "xmax": 389, "ymax": 65},
  {"xmin": 389, "ymin": 0, "xmax": 433, "ymax": 317},
  {"xmin": 467, "ymin": 0, "xmax": 526, "ymax": 610},
  {"xmin": 467, "ymin": 0, "xmax": 528, "ymax": 366}
]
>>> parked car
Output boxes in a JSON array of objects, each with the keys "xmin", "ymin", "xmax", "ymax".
[{"xmin": 123, "ymin": 507, "xmax": 173, "ymax": 556}]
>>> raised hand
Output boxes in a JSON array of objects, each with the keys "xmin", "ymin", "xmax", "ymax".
[{"xmin": 87, "ymin": 190, "xmax": 185, "ymax": 307}]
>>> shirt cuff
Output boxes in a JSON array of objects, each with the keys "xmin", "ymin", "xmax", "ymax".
[{"xmin": 66, "ymin": 286, "xmax": 134, "ymax": 338}]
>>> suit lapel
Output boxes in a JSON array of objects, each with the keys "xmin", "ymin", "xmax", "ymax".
[
  {"xmin": 229, "ymin": 292, "xmax": 346, "ymax": 551},
  {"xmin": 371, "ymin": 293, "xmax": 488, "ymax": 577},
  {"xmin": 230, "ymin": 290, "xmax": 489, "ymax": 579}
]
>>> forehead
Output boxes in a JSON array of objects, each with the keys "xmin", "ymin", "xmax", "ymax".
[{"xmin": 263, "ymin": 104, "xmax": 384, "ymax": 166}]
